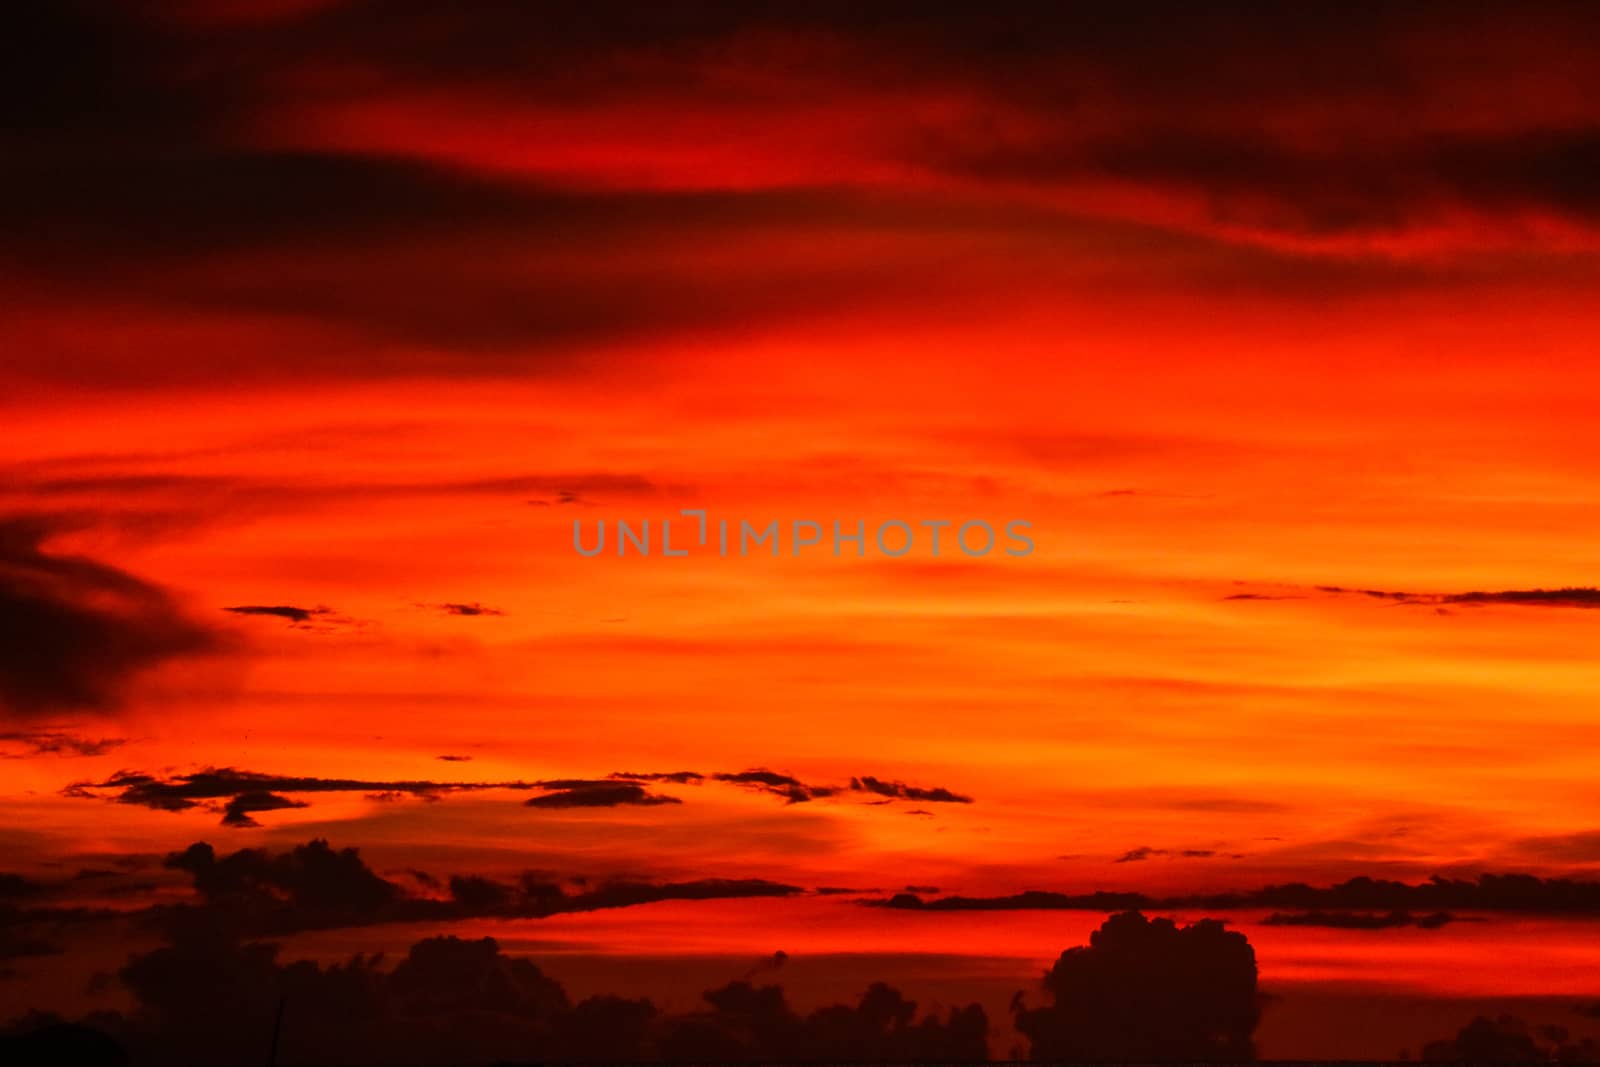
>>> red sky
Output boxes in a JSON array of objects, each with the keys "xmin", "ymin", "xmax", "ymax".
[{"xmin": 4, "ymin": 2, "xmax": 1600, "ymax": 1061}]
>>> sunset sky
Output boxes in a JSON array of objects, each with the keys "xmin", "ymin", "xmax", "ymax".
[{"xmin": 4, "ymin": 3, "xmax": 1600, "ymax": 1061}]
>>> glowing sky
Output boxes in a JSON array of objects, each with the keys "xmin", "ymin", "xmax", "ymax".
[{"xmin": 4, "ymin": 3, "xmax": 1600, "ymax": 1058}]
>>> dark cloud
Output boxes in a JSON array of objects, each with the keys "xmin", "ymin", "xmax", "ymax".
[
  {"xmin": 0, "ymin": 874, "xmax": 45, "ymax": 901},
  {"xmin": 1238, "ymin": 584, "xmax": 1600, "ymax": 610},
  {"xmin": 530, "ymin": 778, "xmax": 617, "ymax": 790},
  {"xmin": 1512, "ymin": 829, "xmax": 1600, "ymax": 864},
  {"xmin": 0, "ymin": 729, "xmax": 125, "ymax": 758},
  {"xmin": 597, "ymin": 767, "xmax": 973, "ymax": 809},
  {"xmin": 741, "ymin": 949, "xmax": 789, "ymax": 982},
  {"xmin": 221, "ymin": 604, "xmax": 333, "ymax": 625},
  {"xmin": 1114, "ymin": 846, "xmax": 1229, "ymax": 862},
  {"xmin": 167, "ymin": 840, "xmax": 401, "ymax": 924},
  {"xmin": 5, "ymin": 149, "xmax": 571, "ymax": 261},
  {"xmin": 610, "ymin": 770, "xmax": 705, "ymax": 784},
  {"xmin": 1115, "ymin": 846, "xmax": 1160, "ymax": 863},
  {"xmin": 102, "ymin": 929, "xmax": 587, "ymax": 1064},
  {"xmin": 850, "ymin": 775, "xmax": 974, "ymax": 804},
  {"xmin": 404, "ymin": 869, "xmax": 440, "ymax": 890},
  {"xmin": 659, "ymin": 977, "xmax": 987, "ymax": 1063},
  {"xmin": 505, "ymin": 877, "xmax": 803, "ymax": 917},
  {"xmin": 6, "ymin": 1, "xmax": 1595, "ymax": 265},
  {"xmin": 153, "ymin": 838, "xmax": 804, "ymax": 937},
  {"xmin": 4, "ymin": 917, "xmax": 987, "ymax": 1064},
  {"xmin": 69, "ymin": 767, "xmax": 539, "ymax": 825},
  {"xmin": 938, "ymin": 127, "xmax": 1600, "ymax": 247},
  {"xmin": 3, "ymin": 150, "xmax": 966, "ymax": 380},
  {"xmin": 871, "ymin": 889, "xmax": 1152, "ymax": 913},
  {"xmin": 1261, "ymin": 910, "xmax": 1459, "ymax": 930},
  {"xmin": 1014, "ymin": 911, "xmax": 1258, "ymax": 1063},
  {"xmin": 0, "ymin": 516, "xmax": 217, "ymax": 718},
  {"xmin": 1442, "ymin": 587, "xmax": 1600, "ymax": 608},
  {"xmin": 1220, "ymin": 872, "xmax": 1600, "ymax": 913},
  {"xmin": 219, "ymin": 792, "xmax": 309, "ymax": 828},
  {"xmin": 0, "ymin": 933, "xmax": 65, "ymax": 963},
  {"xmin": 12, "ymin": 3, "xmax": 1600, "ymax": 395},
  {"xmin": 434, "ymin": 754, "xmax": 471, "ymax": 763},
  {"xmin": 529, "ymin": 488, "xmax": 587, "ymax": 507},
  {"xmin": 870, "ymin": 872, "xmax": 1600, "ymax": 915},
  {"xmin": 713, "ymin": 769, "xmax": 807, "ymax": 789},
  {"xmin": 4, "ymin": 464, "xmax": 671, "ymax": 519},
  {"xmin": 525, "ymin": 783, "xmax": 681, "ymax": 809},
  {"xmin": 68, "ymin": 763, "xmax": 968, "ymax": 825},
  {"xmin": 434, "ymin": 602, "xmax": 504, "ymax": 617},
  {"xmin": 1421, "ymin": 1015, "xmax": 1600, "ymax": 1063},
  {"xmin": 0, "ymin": 1020, "xmax": 121, "ymax": 1062},
  {"xmin": 713, "ymin": 769, "xmax": 837, "ymax": 804}
]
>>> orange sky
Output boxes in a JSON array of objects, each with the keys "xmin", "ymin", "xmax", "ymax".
[{"xmin": 4, "ymin": 2, "xmax": 1600, "ymax": 1059}]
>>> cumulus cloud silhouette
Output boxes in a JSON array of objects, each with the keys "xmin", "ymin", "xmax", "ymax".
[
  {"xmin": 1014, "ymin": 911, "xmax": 1259, "ymax": 1062},
  {"xmin": 1420, "ymin": 1014, "xmax": 1600, "ymax": 1063},
  {"xmin": 6, "ymin": 920, "xmax": 986, "ymax": 1063},
  {"xmin": 150, "ymin": 838, "xmax": 804, "ymax": 937},
  {"xmin": 658, "ymin": 978, "xmax": 987, "ymax": 1062}
]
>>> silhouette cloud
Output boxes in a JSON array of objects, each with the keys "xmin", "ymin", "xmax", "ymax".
[
  {"xmin": 11, "ymin": 841, "xmax": 1596, "ymax": 1064},
  {"xmin": 1420, "ymin": 1014, "xmax": 1600, "ymax": 1063},
  {"xmin": 0, "ymin": 1020, "xmax": 126, "ymax": 1066},
  {"xmin": 1261, "ymin": 909, "xmax": 1459, "ymax": 930},
  {"xmin": 659, "ymin": 978, "xmax": 987, "ymax": 1062},
  {"xmin": 219, "ymin": 792, "xmax": 309, "ymax": 828},
  {"xmin": 1014, "ymin": 911, "xmax": 1258, "ymax": 1062},
  {"xmin": 221, "ymin": 604, "xmax": 363, "ymax": 632},
  {"xmin": 12, "ymin": 2, "xmax": 1600, "ymax": 297},
  {"xmin": 147, "ymin": 838, "xmax": 805, "ymax": 937},
  {"xmin": 0, "ymin": 932, "xmax": 63, "ymax": 964},
  {"xmin": 525, "ymin": 782, "xmax": 681, "ymax": 809},
  {"xmin": 850, "ymin": 775, "xmax": 973, "ymax": 804},
  {"xmin": 871, "ymin": 872, "xmax": 1600, "ymax": 916},
  {"xmin": 1233, "ymin": 583, "xmax": 1600, "ymax": 611},
  {"xmin": 610, "ymin": 770, "xmax": 705, "ymax": 784},
  {"xmin": 71, "ymin": 764, "xmax": 969, "ymax": 825},
  {"xmin": 434, "ymin": 602, "xmax": 504, "ymax": 616},
  {"xmin": 1115, "ymin": 846, "xmax": 1232, "ymax": 863},
  {"xmin": 0, "ymin": 729, "xmax": 126, "ymax": 758},
  {"xmin": 711, "ymin": 769, "xmax": 836, "ymax": 804},
  {"xmin": 0, "ymin": 874, "xmax": 46, "ymax": 901},
  {"xmin": 24, "ymin": 921, "xmax": 988, "ymax": 1064},
  {"xmin": 69, "ymin": 767, "xmax": 540, "ymax": 825},
  {"xmin": 221, "ymin": 604, "xmax": 327, "ymax": 624},
  {"xmin": 0, "ymin": 517, "xmax": 216, "ymax": 718}
]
